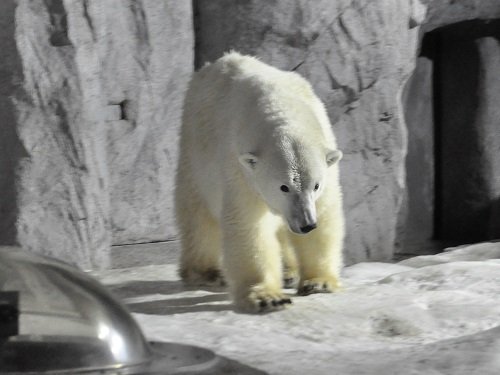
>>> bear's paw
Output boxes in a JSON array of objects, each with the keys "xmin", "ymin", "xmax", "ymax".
[
  {"xmin": 236, "ymin": 285, "xmax": 292, "ymax": 313},
  {"xmin": 179, "ymin": 267, "xmax": 226, "ymax": 287},
  {"xmin": 297, "ymin": 276, "xmax": 342, "ymax": 296}
]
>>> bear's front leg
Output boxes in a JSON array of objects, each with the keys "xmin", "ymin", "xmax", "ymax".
[
  {"xmin": 291, "ymin": 202, "xmax": 344, "ymax": 296},
  {"xmin": 222, "ymin": 207, "xmax": 292, "ymax": 313},
  {"xmin": 277, "ymin": 226, "xmax": 299, "ymax": 288}
]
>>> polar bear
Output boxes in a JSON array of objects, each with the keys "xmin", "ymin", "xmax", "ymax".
[{"xmin": 175, "ymin": 52, "xmax": 344, "ymax": 313}]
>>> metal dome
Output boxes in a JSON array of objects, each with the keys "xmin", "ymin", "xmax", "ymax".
[
  {"xmin": 0, "ymin": 247, "xmax": 266, "ymax": 375},
  {"xmin": 0, "ymin": 246, "xmax": 152, "ymax": 373}
]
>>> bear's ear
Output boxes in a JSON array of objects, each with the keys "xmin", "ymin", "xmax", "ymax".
[
  {"xmin": 326, "ymin": 149, "xmax": 343, "ymax": 167},
  {"xmin": 239, "ymin": 152, "xmax": 258, "ymax": 171}
]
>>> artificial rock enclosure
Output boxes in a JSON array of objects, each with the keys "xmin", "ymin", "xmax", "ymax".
[{"xmin": 0, "ymin": 0, "xmax": 499, "ymax": 269}]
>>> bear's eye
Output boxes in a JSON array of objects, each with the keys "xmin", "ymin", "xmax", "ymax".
[
  {"xmin": 314, "ymin": 183, "xmax": 320, "ymax": 191},
  {"xmin": 280, "ymin": 185, "xmax": 289, "ymax": 193}
]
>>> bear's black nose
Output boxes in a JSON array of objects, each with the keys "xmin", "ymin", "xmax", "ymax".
[{"xmin": 300, "ymin": 224, "xmax": 317, "ymax": 233}]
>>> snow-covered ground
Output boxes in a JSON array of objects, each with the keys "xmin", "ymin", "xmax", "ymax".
[{"xmin": 95, "ymin": 242, "xmax": 500, "ymax": 375}]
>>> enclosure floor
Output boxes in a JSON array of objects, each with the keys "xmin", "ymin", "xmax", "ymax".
[{"xmin": 95, "ymin": 242, "xmax": 500, "ymax": 375}]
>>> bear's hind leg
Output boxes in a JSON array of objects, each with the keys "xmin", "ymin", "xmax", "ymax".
[{"xmin": 177, "ymin": 194, "xmax": 223, "ymax": 286}]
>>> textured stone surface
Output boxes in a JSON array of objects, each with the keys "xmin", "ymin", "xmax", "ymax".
[
  {"xmin": 110, "ymin": 241, "xmax": 179, "ymax": 269},
  {"xmin": 474, "ymin": 37, "xmax": 500, "ymax": 240},
  {"xmin": 0, "ymin": 0, "xmax": 192, "ymax": 269},
  {"xmin": 97, "ymin": 0, "xmax": 193, "ymax": 245},
  {"xmin": 0, "ymin": 2, "xmax": 25, "ymax": 246},
  {"xmin": 421, "ymin": 0, "xmax": 500, "ymax": 31},
  {"xmin": 439, "ymin": 28, "xmax": 500, "ymax": 243},
  {"xmin": 195, "ymin": 0, "xmax": 422, "ymax": 263},
  {"xmin": 400, "ymin": 13, "xmax": 500, "ymax": 254},
  {"xmin": 13, "ymin": 0, "xmax": 111, "ymax": 269},
  {"xmin": 399, "ymin": 57, "xmax": 435, "ymax": 254}
]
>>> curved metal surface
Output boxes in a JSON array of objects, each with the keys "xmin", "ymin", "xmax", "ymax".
[
  {"xmin": 0, "ymin": 248, "xmax": 268, "ymax": 375},
  {"xmin": 0, "ymin": 247, "xmax": 152, "ymax": 373}
]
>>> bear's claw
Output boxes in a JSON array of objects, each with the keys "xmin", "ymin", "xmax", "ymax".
[
  {"xmin": 298, "ymin": 283, "xmax": 328, "ymax": 295},
  {"xmin": 237, "ymin": 288, "xmax": 293, "ymax": 313},
  {"xmin": 256, "ymin": 296, "xmax": 292, "ymax": 312}
]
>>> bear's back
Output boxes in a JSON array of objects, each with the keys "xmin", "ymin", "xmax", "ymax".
[
  {"xmin": 184, "ymin": 51, "xmax": 337, "ymax": 147},
  {"xmin": 212, "ymin": 52, "xmax": 315, "ymax": 100},
  {"xmin": 213, "ymin": 53, "xmax": 336, "ymax": 146}
]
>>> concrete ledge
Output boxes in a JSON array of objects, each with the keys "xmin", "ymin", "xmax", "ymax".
[{"xmin": 110, "ymin": 241, "xmax": 180, "ymax": 269}]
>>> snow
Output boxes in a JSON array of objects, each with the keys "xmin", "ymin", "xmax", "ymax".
[{"xmin": 94, "ymin": 242, "xmax": 500, "ymax": 375}]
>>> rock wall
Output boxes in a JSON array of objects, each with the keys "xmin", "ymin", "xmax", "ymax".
[
  {"xmin": 401, "ymin": 15, "xmax": 500, "ymax": 253},
  {"xmin": 421, "ymin": 0, "xmax": 500, "ymax": 31},
  {"xmin": 0, "ymin": 2, "xmax": 25, "ymax": 246},
  {"xmin": 13, "ymin": 0, "xmax": 111, "ymax": 269},
  {"xmin": 1, "ymin": 0, "xmax": 500, "ymax": 268},
  {"xmin": 0, "ymin": 0, "xmax": 192, "ymax": 269},
  {"xmin": 97, "ymin": 1, "xmax": 193, "ymax": 245},
  {"xmin": 439, "ymin": 27, "xmax": 500, "ymax": 243},
  {"xmin": 400, "ymin": 56, "xmax": 435, "ymax": 254}
]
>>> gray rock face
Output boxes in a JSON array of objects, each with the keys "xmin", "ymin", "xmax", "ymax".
[
  {"xmin": 400, "ymin": 57, "xmax": 436, "ymax": 254},
  {"xmin": 13, "ymin": 0, "xmax": 111, "ymax": 269},
  {"xmin": 421, "ymin": 0, "xmax": 500, "ymax": 31},
  {"xmin": 477, "ymin": 38, "xmax": 500, "ymax": 239},
  {"xmin": 1, "ymin": 0, "xmax": 500, "ymax": 268},
  {"xmin": 439, "ymin": 31, "xmax": 500, "ymax": 243},
  {"xmin": 0, "ymin": 0, "xmax": 192, "ymax": 269},
  {"xmin": 400, "ymin": 9, "xmax": 500, "ymax": 254},
  {"xmin": 0, "ymin": 2, "xmax": 25, "ymax": 246},
  {"xmin": 195, "ymin": 0, "xmax": 422, "ymax": 263},
  {"xmin": 96, "ymin": 1, "xmax": 193, "ymax": 245}
]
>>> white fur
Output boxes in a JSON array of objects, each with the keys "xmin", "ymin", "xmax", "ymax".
[{"xmin": 175, "ymin": 52, "xmax": 344, "ymax": 313}]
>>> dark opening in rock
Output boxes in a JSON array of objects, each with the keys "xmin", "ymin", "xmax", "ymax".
[
  {"xmin": 402, "ymin": 19, "xmax": 500, "ymax": 254},
  {"xmin": 119, "ymin": 100, "xmax": 128, "ymax": 121},
  {"xmin": 45, "ymin": 0, "xmax": 71, "ymax": 47}
]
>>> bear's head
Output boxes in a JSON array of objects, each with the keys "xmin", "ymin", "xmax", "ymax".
[{"xmin": 239, "ymin": 138, "xmax": 342, "ymax": 235}]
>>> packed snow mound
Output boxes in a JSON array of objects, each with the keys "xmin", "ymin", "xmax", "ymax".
[
  {"xmin": 399, "ymin": 241, "xmax": 500, "ymax": 267},
  {"xmin": 95, "ymin": 241, "xmax": 500, "ymax": 375},
  {"xmin": 342, "ymin": 262, "xmax": 413, "ymax": 284}
]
